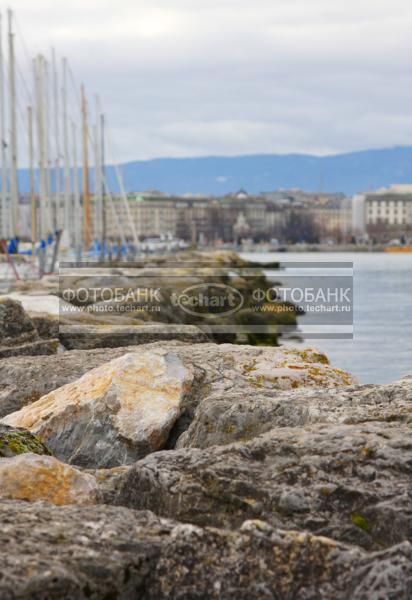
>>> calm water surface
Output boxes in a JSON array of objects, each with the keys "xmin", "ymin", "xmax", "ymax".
[{"xmin": 241, "ymin": 252, "xmax": 412, "ymax": 384}]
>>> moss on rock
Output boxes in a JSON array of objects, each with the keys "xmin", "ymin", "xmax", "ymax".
[
  {"xmin": 351, "ymin": 513, "xmax": 371, "ymax": 533},
  {"xmin": 0, "ymin": 424, "xmax": 51, "ymax": 458}
]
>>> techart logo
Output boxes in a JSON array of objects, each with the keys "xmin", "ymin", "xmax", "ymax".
[{"xmin": 172, "ymin": 283, "xmax": 244, "ymax": 319}]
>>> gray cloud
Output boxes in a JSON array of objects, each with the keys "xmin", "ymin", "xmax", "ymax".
[{"xmin": 4, "ymin": 0, "xmax": 412, "ymax": 162}]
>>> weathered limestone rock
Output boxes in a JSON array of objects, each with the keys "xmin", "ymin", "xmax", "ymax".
[
  {"xmin": 0, "ymin": 424, "xmax": 51, "ymax": 457},
  {"xmin": 0, "ymin": 501, "xmax": 410, "ymax": 599},
  {"xmin": 0, "ymin": 454, "xmax": 100, "ymax": 505},
  {"xmin": 0, "ymin": 341, "xmax": 352, "ymax": 466},
  {"xmin": 1, "ymin": 291, "xmax": 209, "ymax": 349},
  {"xmin": 0, "ymin": 345, "xmax": 153, "ymax": 418},
  {"xmin": 176, "ymin": 377, "xmax": 412, "ymax": 448},
  {"xmin": 0, "ymin": 342, "xmax": 354, "ymax": 421},
  {"xmin": 0, "ymin": 312, "xmax": 410, "ymax": 598},
  {"xmin": 154, "ymin": 343, "xmax": 356, "ymax": 447},
  {"xmin": 59, "ymin": 322, "xmax": 209, "ymax": 350},
  {"xmin": 113, "ymin": 420, "xmax": 412, "ymax": 551},
  {"xmin": 90, "ymin": 465, "xmax": 130, "ymax": 504},
  {"xmin": 29, "ymin": 312, "xmax": 60, "ymax": 339},
  {"xmin": 0, "ymin": 297, "xmax": 58, "ymax": 357},
  {"xmin": 29, "ymin": 307, "xmax": 143, "ymax": 341},
  {"xmin": 2, "ymin": 350, "xmax": 195, "ymax": 468},
  {"xmin": 0, "ymin": 338, "xmax": 59, "ymax": 359},
  {"xmin": 169, "ymin": 342, "xmax": 354, "ymax": 392},
  {"xmin": 0, "ymin": 297, "xmax": 38, "ymax": 342}
]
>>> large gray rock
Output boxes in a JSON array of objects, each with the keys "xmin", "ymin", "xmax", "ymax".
[
  {"xmin": 0, "ymin": 338, "xmax": 59, "ymax": 359},
  {"xmin": 5, "ymin": 293, "xmax": 145, "ymax": 341},
  {"xmin": 148, "ymin": 342, "xmax": 356, "ymax": 447},
  {"xmin": 0, "ymin": 297, "xmax": 38, "ymax": 343},
  {"xmin": 0, "ymin": 343, "xmax": 354, "ymax": 470},
  {"xmin": 0, "ymin": 501, "xmax": 411, "ymax": 599},
  {"xmin": 0, "ymin": 346, "xmax": 144, "ymax": 418},
  {"xmin": 113, "ymin": 420, "xmax": 412, "ymax": 551},
  {"xmin": 0, "ymin": 341, "xmax": 353, "ymax": 424},
  {"xmin": 1, "ymin": 291, "xmax": 209, "ymax": 349},
  {"xmin": 59, "ymin": 322, "xmax": 209, "ymax": 350},
  {"xmin": 0, "ymin": 298, "xmax": 58, "ymax": 358},
  {"xmin": 2, "ymin": 350, "xmax": 195, "ymax": 468},
  {"xmin": 176, "ymin": 376, "xmax": 412, "ymax": 448}
]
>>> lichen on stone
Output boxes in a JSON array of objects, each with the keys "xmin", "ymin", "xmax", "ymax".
[
  {"xmin": 0, "ymin": 424, "xmax": 51, "ymax": 458},
  {"xmin": 351, "ymin": 513, "xmax": 371, "ymax": 533}
]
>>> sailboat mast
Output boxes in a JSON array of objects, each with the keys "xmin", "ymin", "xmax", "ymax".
[
  {"xmin": 7, "ymin": 9, "xmax": 18, "ymax": 239},
  {"xmin": 51, "ymin": 48, "xmax": 61, "ymax": 230},
  {"xmin": 81, "ymin": 84, "xmax": 91, "ymax": 248},
  {"xmin": 93, "ymin": 122, "xmax": 99, "ymax": 243},
  {"xmin": 93, "ymin": 95, "xmax": 102, "ymax": 245},
  {"xmin": 0, "ymin": 12, "xmax": 8, "ymax": 240},
  {"xmin": 62, "ymin": 57, "xmax": 70, "ymax": 236},
  {"xmin": 44, "ymin": 60, "xmax": 53, "ymax": 230},
  {"xmin": 35, "ymin": 55, "xmax": 47, "ymax": 241},
  {"xmin": 71, "ymin": 121, "xmax": 81, "ymax": 258},
  {"xmin": 100, "ymin": 112, "xmax": 106, "ymax": 259},
  {"xmin": 28, "ymin": 105, "xmax": 36, "ymax": 246}
]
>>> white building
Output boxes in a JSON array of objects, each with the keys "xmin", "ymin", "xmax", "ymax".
[{"xmin": 352, "ymin": 185, "xmax": 412, "ymax": 241}]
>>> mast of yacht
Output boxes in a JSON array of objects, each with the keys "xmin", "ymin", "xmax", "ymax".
[
  {"xmin": 34, "ymin": 55, "xmax": 49, "ymax": 275},
  {"xmin": 7, "ymin": 9, "xmax": 18, "ymax": 242},
  {"xmin": 92, "ymin": 122, "xmax": 99, "ymax": 246},
  {"xmin": 93, "ymin": 95, "xmax": 102, "ymax": 249},
  {"xmin": 81, "ymin": 84, "xmax": 91, "ymax": 249},
  {"xmin": 34, "ymin": 55, "xmax": 46, "ymax": 240},
  {"xmin": 62, "ymin": 57, "xmax": 70, "ymax": 237},
  {"xmin": 0, "ymin": 12, "xmax": 8, "ymax": 240},
  {"xmin": 35, "ymin": 55, "xmax": 47, "ymax": 241},
  {"xmin": 71, "ymin": 121, "xmax": 81, "ymax": 260},
  {"xmin": 44, "ymin": 60, "xmax": 53, "ymax": 231},
  {"xmin": 28, "ymin": 105, "xmax": 36, "ymax": 250},
  {"xmin": 51, "ymin": 48, "xmax": 61, "ymax": 230},
  {"xmin": 100, "ymin": 112, "xmax": 106, "ymax": 260}
]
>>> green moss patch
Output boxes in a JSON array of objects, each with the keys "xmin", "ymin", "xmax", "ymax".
[
  {"xmin": 351, "ymin": 513, "xmax": 371, "ymax": 533},
  {"xmin": 0, "ymin": 424, "xmax": 51, "ymax": 458}
]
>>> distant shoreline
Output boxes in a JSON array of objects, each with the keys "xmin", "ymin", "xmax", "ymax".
[{"xmin": 204, "ymin": 244, "xmax": 386, "ymax": 253}]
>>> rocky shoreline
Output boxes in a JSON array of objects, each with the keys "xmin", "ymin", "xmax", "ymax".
[{"xmin": 0, "ymin": 252, "xmax": 410, "ymax": 598}]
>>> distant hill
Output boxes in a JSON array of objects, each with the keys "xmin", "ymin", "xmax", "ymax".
[{"xmin": 16, "ymin": 146, "xmax": 412, "ymax": 197}]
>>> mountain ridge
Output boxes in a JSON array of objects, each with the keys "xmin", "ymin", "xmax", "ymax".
[{"xmin": 16, "ymin": 145, "xmax": 412, "ymax": 197}]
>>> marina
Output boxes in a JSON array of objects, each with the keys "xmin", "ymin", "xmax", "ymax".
[{"xmin": 0, "ymin": 9, "xmax": 168, "ymax": 280}]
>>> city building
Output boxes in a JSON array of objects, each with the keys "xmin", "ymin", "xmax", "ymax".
[
  {"xmin": 352, "ymin": 185, "xmax": 412, "ymax": 242},
  {"xmin": 91, "ymin": 189, "xmax": 352, "ymax": 245},
  {"xmin": 2, "ymin": 188, "xmax": 355, "ymax": 247},
  {"xmin": 310, "ymin": 197, "xmax": 353, "ymax": 242}
]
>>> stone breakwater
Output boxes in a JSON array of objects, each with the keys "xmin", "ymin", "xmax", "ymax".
[
  {"xmin": 0, "ymin": 254, "xmax": 410, "ymax": 598},
  {"xmin": 0, "ymin": 250, "xmax": 299, "ymax": 351}
]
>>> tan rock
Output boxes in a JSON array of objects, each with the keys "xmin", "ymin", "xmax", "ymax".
[
  {"xmin": 2, "ymin": 350, "xmax": 194, "ymax": 468},
  {"xmin": 0, "ymin": 453, "xmax": 100, "ymax": 505},
  {"xmin": 239, "ymin": 346, "xmax": 354, "ymax": 390}
]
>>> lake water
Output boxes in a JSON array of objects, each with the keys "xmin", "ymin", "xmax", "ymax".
[{"xmin": 241, "ymin": 251, "xmax": 412, "ymax": 384}]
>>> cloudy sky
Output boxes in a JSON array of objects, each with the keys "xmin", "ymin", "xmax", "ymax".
[{"xmin": 4, "ymin": 0, "xmax": 412, "ymax": 162}]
